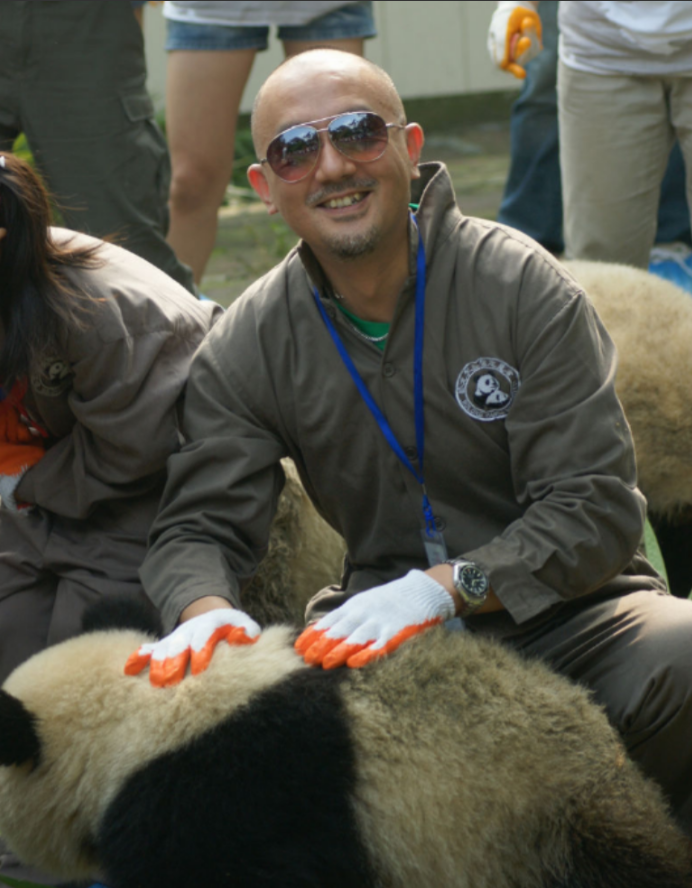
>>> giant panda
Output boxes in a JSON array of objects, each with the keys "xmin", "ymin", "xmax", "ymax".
[
  {"xmin": 0, "ymin": 603, "xmax": 690, "ymax": 888},
  {"xmin": 562, "ymin": 260, "xmax": 692, "ymax": 598},
  {"xmin": 562, "ymin": 260, "xmax": 692, "ymax": 521},
  {"xmin": 244, "ymin": 457, "xmax": 345, "ymax": 627}
]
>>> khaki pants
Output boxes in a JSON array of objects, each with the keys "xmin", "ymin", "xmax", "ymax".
[
  {"xmin": 558, "ymin": 61, "xmax": 692, "ymax": 268},
  {"xmin": 473, "ymin": 589, "xmax": 692, "ymax": 836}
]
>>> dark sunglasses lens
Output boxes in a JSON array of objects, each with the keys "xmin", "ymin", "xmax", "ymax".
[
  {"xmin": 267, "ymin": 125, "xmax": 320, "ymax": 181},
  {"xmin": 329, "ymin": 113, "xmax": 389, "ymax": 161}
]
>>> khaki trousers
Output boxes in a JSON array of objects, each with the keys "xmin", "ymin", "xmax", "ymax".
[{"xmin": 558, "ymin": 60, "xmax": 692, "ymax": 268}]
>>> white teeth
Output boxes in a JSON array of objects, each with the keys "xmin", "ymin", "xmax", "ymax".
[{"xmin": 325, "ymin": 193, "xmax": 363, "ymax": 209}]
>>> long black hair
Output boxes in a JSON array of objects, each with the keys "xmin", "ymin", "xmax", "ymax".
[{"xmin": 0, "ymin": 154, "xmax": 102, "ymax": 387}]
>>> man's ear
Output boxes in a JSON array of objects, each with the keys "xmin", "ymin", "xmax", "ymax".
[
  {"xmin": 0, "ymin": 228, "xmax": 7, "ymax": 242},
  {"xmin": 405, "ymin": 123, "xmax": 425, "ymax": 179},
  {"xmin": 247, "ymin": 165, "xmax": 279, "ymax": 215}
]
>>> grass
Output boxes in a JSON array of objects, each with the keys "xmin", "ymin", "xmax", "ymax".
[{"xmin": 0, "ymin": 877, "xmax": 48, "ymax": 888}]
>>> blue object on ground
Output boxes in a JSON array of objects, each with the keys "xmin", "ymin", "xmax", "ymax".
[{"xmin": 649, "ymin": 243, "xmax": 692, "ymax": 294}]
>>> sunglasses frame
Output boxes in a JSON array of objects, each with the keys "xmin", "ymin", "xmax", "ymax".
[{"xmin": 259, "ymin": 111, "xmax": 406, "ymax": 183}]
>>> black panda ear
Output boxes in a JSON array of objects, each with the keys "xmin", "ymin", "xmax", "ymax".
[{"xmin": 0, "ymin": 689, "xmax": 41, "ymax": 767}]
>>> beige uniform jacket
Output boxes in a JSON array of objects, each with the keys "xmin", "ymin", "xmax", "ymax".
[
  {"xmin": 143, "ymin": 163, "xmax": 662, "ymax": 633},
  {"xmin": 12, "ymin": 229, "xmax": 221, "ymax": 521}
]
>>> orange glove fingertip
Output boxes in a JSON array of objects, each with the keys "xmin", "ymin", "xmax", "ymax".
[
  {"xmin": 346, "ymin": 646, "xmax": 385, "ymax": 669},
  {"xmin": 124, "ymin": 650, "xmax": 151, "ymax": 676},
  {"xmin": 323, "ymin": 642, "xmax": 367, "ymax": 670},
  {"xmin": 294, "ymin": 626, "xmax": 324, "ymax": 655}
]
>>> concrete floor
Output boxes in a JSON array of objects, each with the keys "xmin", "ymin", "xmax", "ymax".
[{"xmin": 200, "ymin": 121, "xmax": 511, "ymax": 307}]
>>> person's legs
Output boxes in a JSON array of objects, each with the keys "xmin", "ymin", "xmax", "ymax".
[
  {"xmin": 0, "ymin": 510, "xmax": 56, "ymax": 685},
  {"xmin": 656, "ymin": 141, "xmax": 691, "ymax": 246},
  {"xmin": 559, "ymin": 63, "xmax": 674, "ymax": 267},
  {"xmin": 16, "ymin": 1, "xmax": 194, "ymax": 293},
  {"xmin": 0, "ymin": 2, "xmax": 21, "ymax": 154},
  {"xmin": 669, "ymin": 76, "xmax": 692, "ymax": 245},
  {"xmin": 497, "ymin": 0, "xmax": 563, "ymax": 253},
  {"xmin": 499, "ymin": 591, "xmax": 692, "ymax": 836},
  {"xmin": 165, "ymin": 22, "xmax": 262, "ymax": 283}
]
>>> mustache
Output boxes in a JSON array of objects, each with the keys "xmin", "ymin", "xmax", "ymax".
[{"xmin": 307, "ymin": 178, "xmax": 377, "ymax": 208}]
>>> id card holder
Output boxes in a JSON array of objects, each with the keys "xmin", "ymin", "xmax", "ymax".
[{"xmin": 421, "ymin": 526, "xmax": 448, "ymax": 567}]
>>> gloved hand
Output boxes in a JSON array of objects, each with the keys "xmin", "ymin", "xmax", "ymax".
[
  {"xmin": 125, "ymin": 608, "xmax": 261, "ymax": 688},
  {"xmin": 487, "ymin": 1, "xmax": 542, "ymax": 79},
  {"xmin": 0, "ymin": 442, "xmax": 45, "ymax": 511},
  {"xmin": 295, "ymin": 570, "xmax": 456, "ymax": 670}
]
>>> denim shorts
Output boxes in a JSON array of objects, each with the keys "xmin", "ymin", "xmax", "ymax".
[{"xmin": 165, "ymin": 1, "xmax": 375, "ymax": 51}]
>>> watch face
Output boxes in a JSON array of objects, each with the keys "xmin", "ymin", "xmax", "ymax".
[{"xmin": 460, "ymin": 565, "xmax": 489, "ymax": 600}]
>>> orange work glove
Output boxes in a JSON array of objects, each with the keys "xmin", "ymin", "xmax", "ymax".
[
  {"xmin": 488, "ymin": 1, "xmax": 543, "ymax": 80},
  {"xmin": 125, "ymin": 608, "xmax": 261, "ymax": 688},
  {"xmin": 295, "ymin": 570, "xmax": 456, "ymax": 670}
]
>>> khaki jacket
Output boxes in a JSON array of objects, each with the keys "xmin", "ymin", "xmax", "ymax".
[
  {"xmin": 143, "ymin": 163, "xmax": 662, "ymax": 633},
  {"xmin": 13, "ymin": 230, "xmax": 221, "ymax": 522}
]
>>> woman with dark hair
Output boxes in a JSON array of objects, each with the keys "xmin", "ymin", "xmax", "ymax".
[{"xmin": 0, "ymin": 153, "xmax": 221, "ymax": 686}]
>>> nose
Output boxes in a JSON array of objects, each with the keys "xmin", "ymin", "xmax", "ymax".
[{"xmin": 313, "ymin": 131, "xmax": 358, "ymax": 182}]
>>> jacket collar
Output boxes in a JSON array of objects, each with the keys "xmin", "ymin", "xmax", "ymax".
[{"xmin": 297, "ymin": 161, "xmax": 461, "ymax": 297}]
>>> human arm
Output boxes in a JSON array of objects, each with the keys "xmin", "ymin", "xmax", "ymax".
[
  {"xmin": 488, "ymin": 1, "xmax": 542, "ymax": 79},
  {"xmin": 457, "ymin": 246, "xmax": 647, "ymax": 624},
  {"xmin": 139, "ymin": 310, "xmax": 289, "ymax": 635},
  {"xmin": 15, "ymin": 290, "xmax": 217, "ymax": 519}
]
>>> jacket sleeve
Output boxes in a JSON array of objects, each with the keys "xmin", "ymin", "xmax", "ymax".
[
  {"xmin": 463, "ymin": 260, "xmax": 648, "ymax": 624},
  {"xmin": 140, "ymin": 321, "xmax": 288, "ymax": 633},
  {"xmin": 15, "ymin": 310, "xmax": 217, "ymax": 519}
]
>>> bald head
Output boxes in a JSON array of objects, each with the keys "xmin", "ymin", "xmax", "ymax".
[{"xmin": 251, "ymin": 49, "xmax": 406, "ymax": 155}]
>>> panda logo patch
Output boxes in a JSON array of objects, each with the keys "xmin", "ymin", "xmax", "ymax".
[
  {"xmin": 455, "ymin": 358, "xmax": 520, "ymax": 422},
  {"xmin": 31, "ymin": 356, "xmax": 73, "ymax": 397}
]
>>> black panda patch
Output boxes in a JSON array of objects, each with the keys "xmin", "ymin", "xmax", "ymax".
[
  {"xmin": 0, "ymin": 690, "xmax": 41, "ymax": 767},
  {"xmin": 98, "ymin": 668, "xmax": 378, "ymax": 888},
  {"xmin": 80, "ymin": 595, "xmax": 163, "ymax": 638}
]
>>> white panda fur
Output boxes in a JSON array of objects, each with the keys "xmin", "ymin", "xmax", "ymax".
[
  {"xmin": 0, "ymin": 610, "xmax": 690, "ymax": 888},
  {"xmin": 562, "ymin": 260, "xmax": 692, "ymax": 519}
]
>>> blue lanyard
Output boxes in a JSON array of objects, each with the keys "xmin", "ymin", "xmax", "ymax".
[{"xmin": 312, "ymin": 216, "xmax": 437, "ymax": 538}]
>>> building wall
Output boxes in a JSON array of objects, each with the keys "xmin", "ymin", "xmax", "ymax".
[{"xmin": 143, "ymin": 1, "xmax": 519, "ymax": 112}]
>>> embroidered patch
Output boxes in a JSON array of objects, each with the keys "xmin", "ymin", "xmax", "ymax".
[
  {"xmin": 455, "ymin": 358, "xmax": 520, "ymax": 422},
  {"xmin": 31, "ymin": 357, "xmax": 73, "ymax": 397}
]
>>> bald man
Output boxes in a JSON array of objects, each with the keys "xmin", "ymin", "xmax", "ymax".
[{"xmin": 134, "ymin": 49, "xmax": 692, "ymax": 834}]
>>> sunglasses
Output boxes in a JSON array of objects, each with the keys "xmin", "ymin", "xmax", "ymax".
[{"xmin": 259, "ymin": 111, "xmax": 406, "ymax": 183}]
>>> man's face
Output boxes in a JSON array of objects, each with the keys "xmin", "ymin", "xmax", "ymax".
[{"xmin": 248, "ymin": 60, "xmax": 423, "ymax": 265}]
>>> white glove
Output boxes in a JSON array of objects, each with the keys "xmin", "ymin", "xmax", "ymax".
[
  {"xmin": 295, "ymin": 570, "xmax": 456, "ymax": 670},
  {"xmin": 125, "ymin": 608, "xmax": 261, "ymax": 687},
  {"xmin": 488, "ymin": 1, "xmax": 542, "ymax": 79}
]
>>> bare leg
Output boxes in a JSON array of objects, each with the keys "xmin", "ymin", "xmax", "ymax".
[{"xmin": 166, "ymin": 49, "xmax": 256, "ymax": 283}]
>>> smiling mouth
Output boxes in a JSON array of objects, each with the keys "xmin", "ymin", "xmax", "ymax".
[{"xmin": 321, "ymin": 192, "xmax": 367, "ymax": 210}]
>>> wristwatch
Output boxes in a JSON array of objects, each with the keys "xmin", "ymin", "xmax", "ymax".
[{"xmin": 446, "ymin": 558, "xmax": 489, "ymax": 617}]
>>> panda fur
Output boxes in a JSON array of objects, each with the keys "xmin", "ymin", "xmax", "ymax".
[
  {"xmin": 562, "ymin": 260, "xmax": 692, "ymax": 520},
  {"xmin": 0, "ymin": 603, "xmax": 690, "ymax": 888},
  {"xmin": 243, "ymin": 457, "xmax": 345, "ymax": 627}
]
